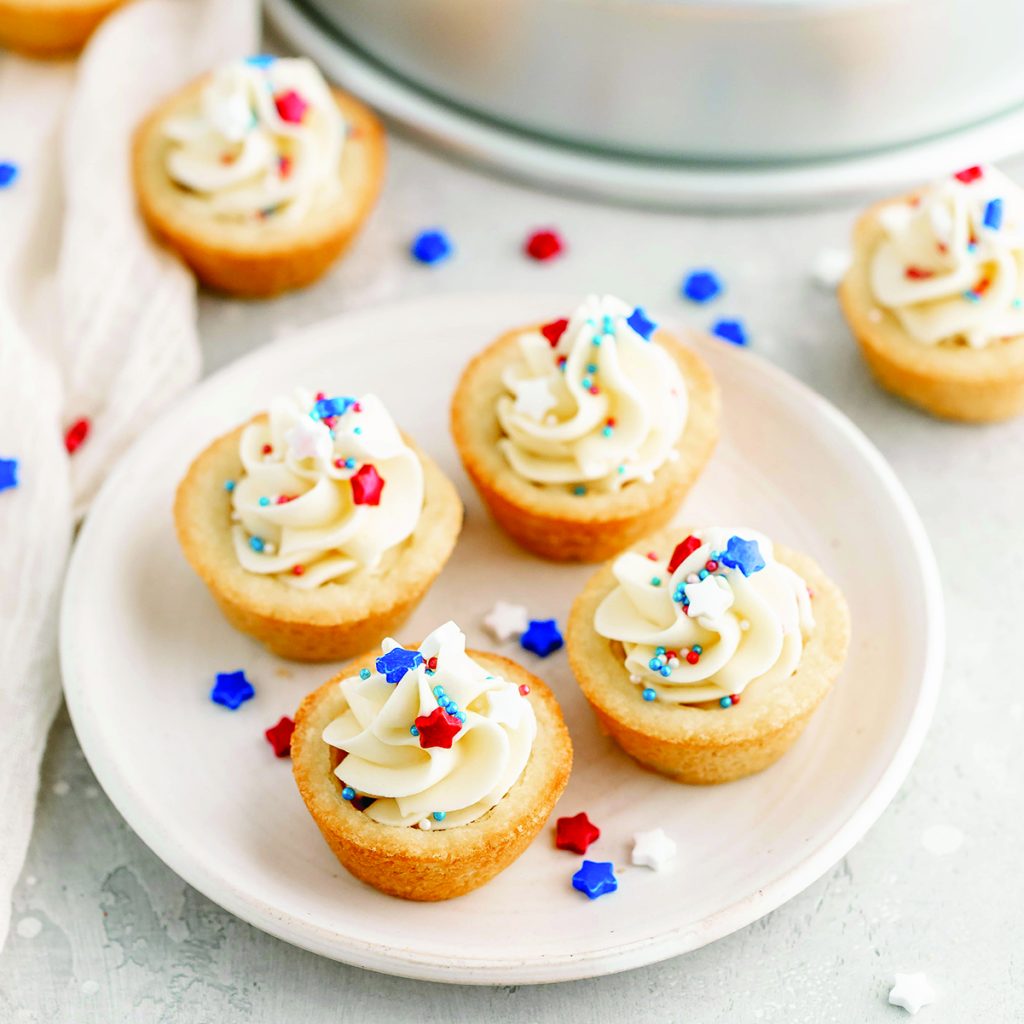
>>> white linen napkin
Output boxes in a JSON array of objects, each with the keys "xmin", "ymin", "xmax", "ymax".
[{"xmin": 0, "ymin": 0, "xmax": 257, "ymax": 948}]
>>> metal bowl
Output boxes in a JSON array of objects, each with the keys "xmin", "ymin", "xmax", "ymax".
[{"xmin": 300, "ymin": 0, "xmax": 1024, "ymax": 162}]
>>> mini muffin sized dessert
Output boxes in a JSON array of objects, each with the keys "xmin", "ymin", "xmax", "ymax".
[
  {"xmin": 292, "ymin": 620, "xmax": 573, "ymax": 900},
  {"xmin": 133, "ymin": 54, "xmax": 385, "ymax": 297},
  {"xmin": 839, "ymin": 163, "xmax": 1024, "ymax": 421},
  {"xmin": 450, "ymin": 294, "xmax": 719, "ymax": 562},
  {"xmin": 175, "ymin": 387, "xmax": 462, "ymax": 662},
  {"xmin": 0, "ymin": 0, "xmax": 126, "ymax": 57},
  {"xmin": 568, "ymin": 526, "xmax": 849, "ymax": 784}
]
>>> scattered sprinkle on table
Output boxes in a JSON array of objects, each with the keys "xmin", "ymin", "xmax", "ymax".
[
  {"xmin": 64, "ymin": 418, "xmax": 90, "ymax": 454},
  {"xmin": 888, "ymin": 972, "xmax": 936, "ymax": 1015},
  {"xmin": 0, "ymin": 162, "xmax": 19, "ymax": 189},
  {"xmin": 264, "ymin": 716, "xmax": 295, "ymax": 757},
  {"xmin": 483, "ymin": 600, "xmax": 529, "ymax": 642},
  {"xmin": 524, "ymin": 228, "xmax": 564, "ymax": 261},
  {"xmin": 572, "ymin": 860, "xmax": 617, "ymax": 900},
  {"xmin": 210, "ymin": 670, "xmax": 255, "ymax": 710},
  {"xmin": 711, "ymin": 318, "xmax": 749, "ymax": 347},
  {"xmin": 556, "ymin": 812, "xmax": 601, "ymax": 854},
  {"xmin": 0, "ymin": 458, "xmax": 19, "ymax": 493},
  {"xmin": 410, "ymin": 228, "xmax": 453, "ymax": 265},
  {"xmin": 520, "ymin": 618, "xmax": 563, "ymax": 657},
  {"xmin": 810, "ymin": 247, "xmax": 852, "ymax": 289},
  {"xmin": 681, "ymin": 268, "xmax": 723, "ymax": 304},
  {"xmin": 631, "ymin": 828, "xmax": 677, "ymax": 871}
]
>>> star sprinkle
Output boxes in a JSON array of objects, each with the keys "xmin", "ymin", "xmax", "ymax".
[
  {"xmin": 667, "ymin": 534, "xmax": 702, "ymax": 573},
  {"xmin": 410, "ymin": 228, "xmax": 453, "ymax": 265},
  {"xmin": 810, "ymin": 247, "xmax": 852, "ymax": 289},
  {"xmin": 524, "ymin": 228, "xmax": 564, "ymax": 261},
  {"xmin": 314, "ymin": 395, "xmax": 355, "ymax": 420},
  {"xmin": 64, "ymin": 418, "xmax": 89, "ymax": 454},
  {"xmin": 540, "ymin": 318, "xmax": 569, "ymax": 346},
  {"xmin": 555, "ymin": 812, "xmax": 600, "ymax": 854},
  {"xmin": 712, "ymin": 318, "xmax": 749, "ymax": 347},
  {"xmin": 274, "ymin": 89, "xmax": 309, "ymax": 123},
  {"xmin": 631, "ymin": 828, "xmax": 677, "ymax": 871},
  {"xmin": 626, "ymin": 306, "xmax": 656, "ymax": 340},
  {"xmin": 888, "ymin": 973, "xmax": 936, "ymax": 1015},
  {"xmin": 721, "ymin": 535, "xmax": 765, "ymax": 576},
  {"xmin": 983, "ymin": 197, "xmax": 1004, "ymax": 230},
  {"xmin": 285, "ymin": 418, "xmax": 332, "ymax": 462},
  {"xmin": 520, "ymin": 619, "xmax": 563, "ymax": 657},
  {"xmin": 414, "ymin": 705, "xmax": 463, "ymax": 749},
  {"xmin": 682, "ymin": 268, "xmax": 723, "ymax": 304},
  {"xmin": 572, "ymin": 860, "xmax": 617, "ymax": 900},
  {"xmin": 0, "ymin": 458, "xmax": 19, "ymax": 493},
  {"xmin": 375, "ymin": 645, "xmax": 423, "ymax": 684},
  {"xmin": 264, "ymin": 716, "xmax": 295, "ymax": 757},
  {"xmin": 953, "ymin": 165, "xmax": 983, "ymax": 184},
  {"xmin": 350, "ymin": 463, "xmax": 385, "ymax": 505},
  {"xmin": 513, "ymin": 378, "xmax": 557, "ymax": 421},
  {"xmin": 483, "ymin": 600, "xmax": 529, "ymax": 642},
  {"xmin": 0, "ymin": 162, "xmax": 19, "ymax": 189},
  {"xmin": 210, "ymin": 670, "xmax": 255, "ymax": 710},
  {"xmin": 683, "ymin": 575, "xmax": 733, "ymax": 620},
  {"xmin": 485, "ymin": 686, "xmax": 527, "ymax": 727}
]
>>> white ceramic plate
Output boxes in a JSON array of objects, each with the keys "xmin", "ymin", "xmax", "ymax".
[
  {"xmin": 61, "ymin": 293, "xmax": 943, "ymax": 985},
  {"xmin": 267, "ymin": 0, "xmax": 1024, "ymax": 210}
]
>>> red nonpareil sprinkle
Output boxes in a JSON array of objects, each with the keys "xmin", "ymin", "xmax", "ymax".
[
  {"xmin": 706, "ymin": 560, "xmax": 719, "ymax": 571},
  {"xmin": 276, "ymin": 494, "xmax": 296, "ymax": 504},
  {"xmin": 589, "ymin": 385, "xmax": 600, "ymax": 395},
  {"xmin": 524, "ymin": 229, "xmax": 565, "ymax": 262},
  {"xmin": 262, "ymin": 444, "xmax": 273, "ymax": 455},
  {"xmin": 278, "ymin": 155, "xmax": 292, "ymax": 178},
  {"xmin": 954, "ymin": 165, "xmax": 984, "ymax": 184},
  {"xmin": 315, "ymin": 392, "xmax": 326, "ymax": 401},
  {"xmin": 686, "ymin": 651, "xmax": 700, "ymax": 665},
  {"xmin": 730, "ymin": 694, "xmax": 741, "ymax": 705},
  {"xmin": 64, "ymin": 418, "xmax": 90, "ymax": 454},
  {"xmin": 974, "ymin": 277, "xmax": 992, "ymax": 296},
  {"xmin": 292, "ymin": 565, "xmax": 304, "ymax": 576},
  {"xmin": 646, "ymin": 551, "xmax": 659, "ymax": 561},
  {"xmin": 905, "ymin": 266, "xmax": 934, "ymax": 280},
  {"xmin": 264, "ymin": 716, "xmax": 295, "ymax": 758},
  {"xmin": 541, "ymin": 318, "xmax": 569, "ymax": 346},
  {"xmin": 937, "ymin": 242, "xmax": 948, "ymax": 254},
  {"xmin": 667, "ymin": 535, "xmax": 702, "ymax": 573},
  {"xmin": 352, "ymin": 402, "xmax": 362, "ymax": 413},
  {"xmin": 220, "ymin": 151, "xmax": 236, "ymax": 165},
  {"xmin": 275, "ymin": 90, "xmax": 308, "ymax": 124},
  {"xmin": 518, "ymin": 684, "xmax": 530, "ymax": 696},
  {"xmin": 427, "ymin": 656, "xmax": 438, "ymax": 671}
]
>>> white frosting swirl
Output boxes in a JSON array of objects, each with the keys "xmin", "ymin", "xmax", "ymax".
[
  {"xmin": 594, "ymin": 528, "xmax": 814, "ymax": 705},
  {"xmin": 496, "ymin": 294, "xmax": 688, "ymax": 493},
  {"xmin": 322, "ymin": 621, "xmax": 537, "ymax": 829},
  {"xmin": 870, "ymin": 165, "xmax": 1024, "ymax": 348},
  {"xmin": 162, "ymin": 56, "xmax": 344, "ymax": 223},
  {"xmin": 230, "ymin": 388, "xmax": 423, "ymax": 589}
]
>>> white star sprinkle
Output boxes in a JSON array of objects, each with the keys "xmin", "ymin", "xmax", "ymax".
[
  {"xmin": 486, "ymin": 686, "xmax": 526, "ymax": 728},
  {"xmin": 683, "ymin": 575, "xmax": 733, "ymax": 621},
  {"xmin": 809, "ymin": 246, "xmax": 851, "ymax": 289},
  {"xmin": 483, "ymin": 601, "xmax": 529, "ymax": 642},
  {"xmin": 888, "ymin": 973, "xmax": 936, "ymax": 1015},
  {"xmin": 286, "ymin": 418, "xmax": 332, "ymax": 463},
  {"xmin": 631, "ymin": 828, "xmax": 677, "ymax": 871},
  {"xmin": 513, "ymin": 378, "xmax": 557, "ymax": 421}
]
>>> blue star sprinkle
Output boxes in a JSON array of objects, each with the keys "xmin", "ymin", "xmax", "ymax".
[
  {"xmin": 0, "ymin": 458, "xmax": 18, "ymax": 493},
  {"xmin": 711, "ymin": 318, "xmax": 749, "ymax": 347},
  {"xmin": 410, "ymin": 228, "xmax": 453, "ymax": 265},
  {"xmin": 983, "ymin": 198, "xmax": 1004, "ymax": 231},
  {"xmin": 313, "ymin": 395, "xmax": 356, "ymax": 420},
  {"xmin": 572, "ymin": 860, "xmax": 618, "ymax": 900},
  {"xmin": 626, "ymin": 306, "xmax": 657, "ymax": 341},
  {"xmin": 681, "ymin": 269, "xmax": 723, "ymax": 304},
  {"xmin": 211, "ymin": 670, "xmax": 255, "ymax": 710},
  {"xmin": 375, "ymin": 646, "xmax": 423, "ymax": 684},
  {"xmin": 244, "ymin": 54, "xmax": 277, "ymax": 68},
  {"xmin": 721, "ymin": 535, "xmax": 766, "ymax": 577},
  {"xmin": 0, "ymin": 162, "xmax": 18, "ymax": 189},
  {"xmin": 520, "ymin": 619, "xmax": 564, "ymax": 658}
]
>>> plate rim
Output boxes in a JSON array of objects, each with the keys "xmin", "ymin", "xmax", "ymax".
[{"xmin": 60, "ymin": 292, "xmax": 945, "ymax": 984}]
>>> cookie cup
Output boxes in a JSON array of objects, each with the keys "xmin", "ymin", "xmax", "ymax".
[
  {"xmin": 133, "ymin": 80, "xmax": 385, "ymax": 297},
  {"xmin": 450, "ymin": 325, "xmax": 719, "ymax": 562},
  {"xmin": 839, "ymin": 196, "xmax": 1024, "ymax": 422},
  {"xmin": 174, "ymin": 417, "xmax": 462, "ymax": 662},
  {"xmin": 0, "ymin": 0, "xmax": 125, "ymax": 57},
  {"xmin": 291, "ymin": 651, "xmax": 574, "ymax": 901},
  {"xmin": 567, "ymin": 531, "xmax": 850, "ymax": 784}
]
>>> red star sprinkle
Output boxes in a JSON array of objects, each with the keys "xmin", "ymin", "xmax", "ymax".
[
  {"xmin": 275, "ymin": 90, "xmax": 309, "ymax": 124},
  {"xmin": 954, "ymin": 165, "xmax": 983, "ymax": 184},
  {"xmin": 64, "ymin": 417, "xmax": 90, "ymax": 454},
  {"xmin": 350, "ymin": 464, "xmax": 385, "ymax": 505},
  {"xmin": 414, "ymin": 706, "xmax": 462, "ymax": 749},
  {"xmin": 524, "ymin": 229, "xmax": 565, "ymax": 262},
  {"xmin": 667, "ymin": 535, "xmax": 703, "ymax": 573},
  {"xmin": 540, "ymin": 318, "xmax": 569, "ymax": 347},
  {"xmin": 264, "ymin": 716, "xmax": 295, "ymax": 758},
  {"xmin": 555, "ymin": 812, "xmax": 600, "ymax": 855}
]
